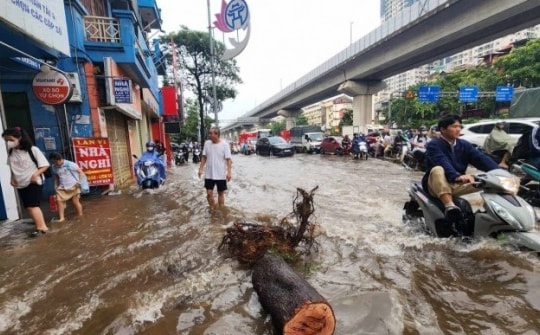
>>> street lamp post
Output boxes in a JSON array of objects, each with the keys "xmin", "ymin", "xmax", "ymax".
[
  {"xmin": 349, "ymin": 21, "xmax": 354, "ymax": 45},
  {"xmin": 206, "ymin": 0, "xmax": 219, "ymax": 126}
]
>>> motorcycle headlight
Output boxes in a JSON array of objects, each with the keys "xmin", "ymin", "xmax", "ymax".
[
  {"xmin": 487, "ymin": 200, "xmax": 523, "ymax": 229},
  {"xmin": 497, "ymin": 176, "xmax": 520, "ymax": 194}
]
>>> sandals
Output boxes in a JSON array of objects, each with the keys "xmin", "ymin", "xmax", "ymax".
[{"xmin": 28, "ymin": 229, "xmax": 47, "ymax": 238}]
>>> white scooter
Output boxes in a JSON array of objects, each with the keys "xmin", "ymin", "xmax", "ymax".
[{"xmin": 403, "ymin": 169, "xmax": 540, "ymax": 251}]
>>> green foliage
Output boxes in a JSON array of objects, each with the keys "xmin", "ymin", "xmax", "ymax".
[
  {"xmin": 163, "ymin": 26, "xmax": 242, "ymax": 142},
  {"xmin": 495, "ymin": 39, "xmax": 540, "ymax": 88},
  {"xmin": 339, "ymin": 109, "xmax": 353, "ymax": 126},
  {"xmin": 269, "ymin": 119, "xmax": 286, "ymax": 135},
  {"xmin": 172, "ymin": 98, "xmax": 214, "ymax": 143},
  {"xmin": 296, "ymin": 115, "xmax": 308, "ymax": 126}
]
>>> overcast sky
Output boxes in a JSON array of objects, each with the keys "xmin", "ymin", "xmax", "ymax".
[{"xmin": 159, "ymin": 0, "xmax": 381, "ymax": 124}]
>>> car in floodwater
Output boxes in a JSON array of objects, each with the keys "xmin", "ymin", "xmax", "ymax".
[
  {"xmin": 255, "ymin": 136, "xmax": 295, "ymax": 157},
  {"xmin": 320, "ymin": 136, "xmax": 344, "ymax": 155}
]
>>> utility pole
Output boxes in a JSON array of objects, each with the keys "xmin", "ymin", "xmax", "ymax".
[
  {"xmin": 388, "ymin": 93, "xmax": 393, "ymax": 128},
  {"xmin": 349, "ymin": 21, "xmax": 354, "ymax": 45},
  {"xmin": 207, "ymin": 0, "xmax": 219, "ymax": 126}
]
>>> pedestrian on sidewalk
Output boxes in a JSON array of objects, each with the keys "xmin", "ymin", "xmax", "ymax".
[
  {"xmin": 2, "ymin": 127, "xmax": 50, "ymax": 236},
  {"xmin": 49, "ymin": 152, "xmax": 84, "ymax": 222},
  {"xmin": 198, "ymin": 127, "xmax": 232, "ymax": 210}
]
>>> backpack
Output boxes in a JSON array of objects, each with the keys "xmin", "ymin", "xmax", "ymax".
[
  {"xmin": 511, "ymin": 130, "xmax": 533, "ymax": 162},
  {"xmin": 9, "ymin": 147, "xmax": 52, "ymax": 178}
]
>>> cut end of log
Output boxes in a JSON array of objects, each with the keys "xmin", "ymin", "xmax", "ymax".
[{"xmin": 284, "ymin": 301, "xmax": 336, "ymax": 335}]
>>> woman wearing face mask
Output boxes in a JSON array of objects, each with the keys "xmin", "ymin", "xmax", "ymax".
[{"xmin": 2, "ymin": 127, "xmax": 50, "ymax": 236}]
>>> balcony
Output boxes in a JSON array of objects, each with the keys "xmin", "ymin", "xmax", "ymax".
[
  {"xmin": 138, "ymin": 0, "xmax": 162, "ymax": 32},
  {"xmin": 82, "ymin": 11, "xmax": 160, "ymax": 101}
]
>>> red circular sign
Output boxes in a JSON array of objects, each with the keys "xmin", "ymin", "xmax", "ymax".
[{"xmin": 32, "ymin": 70, "xmax": 73, "ymax": 105}]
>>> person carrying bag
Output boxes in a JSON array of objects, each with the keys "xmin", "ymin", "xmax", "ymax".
[
  {"xmin": 2, "ymin": 127, "xmax": 50, "ymax": 236},
  {"xmin": 49, "ymin": 152, "xmax": 85, "ymax": 222}
]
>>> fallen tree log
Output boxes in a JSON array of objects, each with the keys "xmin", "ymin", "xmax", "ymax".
[{"xmin": 252, "ymin": 254, "xmax": 335, "ymax": 335}]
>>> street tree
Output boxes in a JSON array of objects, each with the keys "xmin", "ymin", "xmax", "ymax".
[
  {"xmin": 296, "ymin": 115, "xmax": 308, "ymax": 126},
  {"xmin": 172, "ymin": 98, "xmax": 214, "ymax": 144},
  {"xmin": 269, "ymin": 119, "xmax": 286, "ymax": 135},
  {"xmin": 164, "ymin": 27, "xmax": 242, "ymax": 142},
  {"xmin": 495, "ymin": 39, "xmax": 540, "ymax": 88}
]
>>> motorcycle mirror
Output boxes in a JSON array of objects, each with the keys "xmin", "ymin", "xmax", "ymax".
[{"xmin": 132, "ymin": 154, "xmax": 138, "ymax": 159}]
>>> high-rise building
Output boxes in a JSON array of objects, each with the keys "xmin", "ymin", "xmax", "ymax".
[
  {"xmin": 376, "ymin": 0, "xmax": 540, "ymax": 111},
  {"xmin": 380, "ymin": 0, "xmax": 418, "ymax": 21}
]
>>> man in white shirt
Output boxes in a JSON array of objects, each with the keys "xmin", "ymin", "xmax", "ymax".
[{"xmin": 198, "ymin": 127, "xmax": 232, "ymax": 210}]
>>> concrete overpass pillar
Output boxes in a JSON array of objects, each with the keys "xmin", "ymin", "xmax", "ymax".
[
  {"xmin": 277, "ymin": 109, "xmax": 302, "ymax": 130},
  {"xmin": 338, "ymin": 80, "xmax": 386, "ymax": 130}
]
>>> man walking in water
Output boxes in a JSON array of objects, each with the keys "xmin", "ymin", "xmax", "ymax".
[{"xmin": 198, "ymin": 127, "xmax": 232, "ymax": 210}]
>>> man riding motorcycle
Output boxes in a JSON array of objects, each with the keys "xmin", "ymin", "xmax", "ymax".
[{"xmin": 410, "ymin": 126, "xmax": 431, "ymax": 170}]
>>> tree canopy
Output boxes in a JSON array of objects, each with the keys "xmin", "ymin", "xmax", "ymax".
[{"xmin": 163, "ymin": 26, "xmax": 242, "ymax": 142}]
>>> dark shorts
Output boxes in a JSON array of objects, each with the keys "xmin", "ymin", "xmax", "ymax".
[
  {"xmin": 204, "ymin": 179, "xmax": 227, "ymax": 192},
  {"xmin": 17, "ymin": 183, "xmax": 43, "ymax": 208}
]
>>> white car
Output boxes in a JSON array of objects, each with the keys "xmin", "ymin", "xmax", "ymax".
[{"xmin": 460, "ymin": 117, "xmax": 540, "ymax": 147}]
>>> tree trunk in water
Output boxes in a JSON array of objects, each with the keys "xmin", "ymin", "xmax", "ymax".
[{"xmin": 252, "ymin": 254, "xmax": 335, "ymax": 335}]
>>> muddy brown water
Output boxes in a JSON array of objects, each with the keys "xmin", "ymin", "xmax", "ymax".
[{"xmin": 1, "ymin": 153, "xmax": 540, "ymax": 334}]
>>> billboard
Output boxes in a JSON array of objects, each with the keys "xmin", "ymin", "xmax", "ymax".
[{"xmin": 1, "ymin": 0, "xmax": 70, "ymax": 56}]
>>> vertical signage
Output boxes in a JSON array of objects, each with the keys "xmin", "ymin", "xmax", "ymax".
[
  {"xmin": 113, "ymin": 79, "xmax": 132, "ymax": 103},
  {"xmin": 72, "ymin": 138, "xmax": 114, "ymax": 186}
]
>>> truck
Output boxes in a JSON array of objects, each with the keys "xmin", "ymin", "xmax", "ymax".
[{"xmin": 289, "ymin": 125, "xmax": 324, "ymax": 153}]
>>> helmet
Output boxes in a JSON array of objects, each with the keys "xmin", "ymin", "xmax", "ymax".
[
  {"xmin": 146, "ymin": 141, "xmax": 155, "ymax": 149},
  {"xmin": 419, "ymin": 126, "xmax": 427, "ymax": 132}
]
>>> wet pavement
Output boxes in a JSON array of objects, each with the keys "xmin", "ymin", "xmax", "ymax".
[{"xmin": 1, "ymin": 153, "xmax": 540, "ymax": 334}]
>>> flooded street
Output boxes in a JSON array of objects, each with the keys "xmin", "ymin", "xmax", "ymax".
[{"xmin": 1, "ymin": 153, "xmax": 540, "ymax": 334}]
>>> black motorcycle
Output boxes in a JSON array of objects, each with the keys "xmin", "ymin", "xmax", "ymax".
[
  {"xmin": 192, "ymin": 147, "xmax": 201, "ymax": 163},
  {"xmin": 174, "ymin": 150, "xmax": 186, "ymax": 165}
]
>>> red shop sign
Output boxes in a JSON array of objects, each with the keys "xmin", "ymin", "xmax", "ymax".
[
  {"xmin": 72, "ymin": 138, "xmax": 115, "ymax": 186},
  {"xmin": 32, "ymin": 70, "xmax": 72, "ymax": 105}
]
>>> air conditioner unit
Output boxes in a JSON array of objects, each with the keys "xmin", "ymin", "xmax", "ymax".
[{"xmin": 66, "ymin": 72, "xmax": 83, "ymax": 103}]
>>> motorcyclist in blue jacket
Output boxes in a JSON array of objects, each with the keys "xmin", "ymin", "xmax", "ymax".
[
  {"xmin": 422, "ymin": 114, "xmax": 498, "ymax": 223},
  {"xmin": 134, "ymin": 141, "xmax": 166, "ymax": 185}
]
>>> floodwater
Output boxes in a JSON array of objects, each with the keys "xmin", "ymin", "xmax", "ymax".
[{"xmin": 1, "ymin": 153, "xmax": 540, "ymax": 335}]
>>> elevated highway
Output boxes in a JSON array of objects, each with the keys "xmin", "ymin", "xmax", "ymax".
[{"xmin": 222, "ymin": 0, "xmax": 540, "ymax": 137}]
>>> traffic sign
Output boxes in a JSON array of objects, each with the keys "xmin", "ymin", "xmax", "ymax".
[
  {"xmin": 417, "ymin": 85, "xmax": 440, "ymax": 102},
  {"xmin": 495, "ymin": 86, "xmax": 513, "ymax": 102},
  {"xmin": 459, "ymin": 86, "xmax": 478, "ymax": 102},
  {"xmin": 405, "ymin": 90, "xmax": 415, "ymax": 100}
]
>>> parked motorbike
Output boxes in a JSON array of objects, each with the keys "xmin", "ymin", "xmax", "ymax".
[
  {"xmin": 511, "ymin": 160, "xmax": 540, "ymax": 207},
  {"xmin": 403, "ymin": 168, "xmax": 540, "ymax": 251},
  {"xmin": 192, "ymin": 147, "xmax": 201, "ymax": 163},
  {"xmin": 402, "ymin": 150, "xmax": 427, "ymax": 171}
]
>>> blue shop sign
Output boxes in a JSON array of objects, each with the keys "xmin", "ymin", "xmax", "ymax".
[{"xmin": 113, "ymin": 79, "xmax": 131, "ymax": 104}]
